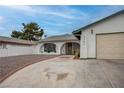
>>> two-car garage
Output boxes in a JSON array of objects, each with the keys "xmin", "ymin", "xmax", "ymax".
[{"xmin": 96, "ymin": 33, "xmax": 124, "ymax": 59}]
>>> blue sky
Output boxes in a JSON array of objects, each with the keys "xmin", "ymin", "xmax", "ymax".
[{"xmin": 0, "ymin": 5, "xmax": 124, "ymax": 37}]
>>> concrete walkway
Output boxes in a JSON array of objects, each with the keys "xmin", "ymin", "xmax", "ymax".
[{"xmin": 0, "ymin": 56, "xmax": 124, "ymax": 88}]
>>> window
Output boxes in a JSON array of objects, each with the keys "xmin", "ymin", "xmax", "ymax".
[
  {"xmin": 0, "ymin": 43, "xmax": 7, "ymax": 49},
  {"xmin": 44, "ymin": 43, "xmax": 56, "ymax": 53}
]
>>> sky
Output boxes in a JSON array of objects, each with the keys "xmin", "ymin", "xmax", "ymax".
[{"xmin": 0, "ymin": 5, "xmax": 124, "ymax": 37}]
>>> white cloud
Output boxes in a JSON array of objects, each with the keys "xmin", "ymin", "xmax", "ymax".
[
  {"xmin": 5, "ymin": 5, "xmax": 35, "ymax": 12},
  {"xmin": 0, "ymin": 16, "xmax": 5, "ymax": 25},
  {"xmin": 43, "ymin": 21, "xmax": 65, "ymax": 26},
  {"xmin": 4, "ymin": 5, "xmax": 37, "ymax": 16},
  {"xmin": 0, "ymin": 16, "xmax": 4, "ymax": 21},
  {"xmin": 44, "ymin": 11, "xmax": 76, "ymax": 19},
  {"xmin": 41, "ymin": 6, "xmax": 89, "ymax": 20},
  {"xmin": 3, "ymin": 5, "xmax": 124, "ymax": 22},
  {"xmin": 4, "ymin": 5, "xmax": 89, "ymax": 20}
]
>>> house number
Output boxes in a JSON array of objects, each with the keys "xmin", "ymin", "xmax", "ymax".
[{"xmin": 83, "ymin": 35, "xmax": 86, "ymax": 46}]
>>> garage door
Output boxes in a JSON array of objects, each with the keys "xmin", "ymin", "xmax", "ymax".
[{"xmin": 97, "ymin": 33, "xmax": 124, "ymax": 59}]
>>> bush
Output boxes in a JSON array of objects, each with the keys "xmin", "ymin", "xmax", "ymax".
[{"xmin": 74, "ymin": 51, "xmax": 80, "ymax": 59}]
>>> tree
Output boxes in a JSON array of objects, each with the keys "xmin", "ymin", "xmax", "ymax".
[
  {"xmin": 11, "ymin": 30, "xmax": 23, "ymax": 39},
  {"xmin": 11, "ymin": 22, "xmax": 44, "ymax": 41}
]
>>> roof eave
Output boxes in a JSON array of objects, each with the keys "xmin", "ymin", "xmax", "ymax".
[
  {"xmin": 72, "ymin": 9, "xmax": 124, "ymax": 39},
  {"xmin": 72, "ymin": 29, "xmax": 81, "ymax": 40},
  {"xmin": 0, "ymin": 41, "xmax": 36, "ymax": 45},
  {"xmin": 38, "ymin": 39, "xmax": 78, "ymax": 43}
]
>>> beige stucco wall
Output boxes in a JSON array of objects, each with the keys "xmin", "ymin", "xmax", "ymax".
[
  {"xmin": 0, "ymin": 43, "xmax": 36, "ymax": 57},
  {"xmin": 80, "ymin": 13, "xmax": 124, "ymax": 59}
]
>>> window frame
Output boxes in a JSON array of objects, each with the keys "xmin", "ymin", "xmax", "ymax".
[{"xmin": 44, "ymin": 43, "xmax": 56, "ymax": 53}]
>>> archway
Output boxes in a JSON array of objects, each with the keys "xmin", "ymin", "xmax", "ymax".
[{"xmin": 61, "ymin": 42, "xmax": 80, "ymax": 55}]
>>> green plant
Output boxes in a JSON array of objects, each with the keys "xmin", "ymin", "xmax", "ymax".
[
  {"xmin": 74, "ymin": 51, "xmax": 80, "ymax": 59},
  {"xmin": 11, "ymin": 22, "xmax": 44, "ymax": 41}
]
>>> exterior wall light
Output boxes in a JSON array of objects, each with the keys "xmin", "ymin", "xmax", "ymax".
[{"xmin": 91, "ymin": 29, "xmax": 93, "ymax": 34}]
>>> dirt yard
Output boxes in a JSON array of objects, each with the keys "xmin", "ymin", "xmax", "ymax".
[{"xmin": 0, "ymin": 55, "xmax": 58, "ymax": 83}]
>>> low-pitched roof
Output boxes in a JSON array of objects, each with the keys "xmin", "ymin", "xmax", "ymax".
[
  {"xmin": 39, "ymin": 34, "xmax": 78, "ymax": 42},
  {"xmin": 72, "ymin": 9, "xmax": 124, "ymax": 39},
  {"xmin": 0, "ymin": 36, "xmax": 37, "ymax": 45}
]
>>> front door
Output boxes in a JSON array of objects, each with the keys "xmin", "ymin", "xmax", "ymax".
[
  {"xmin": 61, "ymin": 42, "xmax": 80, "ymax": 55},
  {"xmin": 66, "ymin": 43, "xmax": 72, "ymax": 55}
]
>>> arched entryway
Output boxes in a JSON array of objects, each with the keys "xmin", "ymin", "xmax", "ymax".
[{"xmin": 61, "ymin": 42, "xmax": 80, "ymax": 55}]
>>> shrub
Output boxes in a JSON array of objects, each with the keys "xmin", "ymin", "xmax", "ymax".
[{"xmin": 74, "ymin": 51, "xmax": 80, "ymax": 59}]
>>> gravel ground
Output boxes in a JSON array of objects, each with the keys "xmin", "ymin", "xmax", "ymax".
[{"xmin": 0, "ymin": 55, "xmax": 58, "ymax": 83}]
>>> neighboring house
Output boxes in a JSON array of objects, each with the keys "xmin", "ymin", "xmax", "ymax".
[
  {"xmin": 35, "ymin": 34, "xmax": 80, "ymax": 55},
  {"xmin": 73, "ymin": 10, "xmax": 124, "ymax": 59},
  {"xmin": 0, "ymin": 36, "xmax": 36, "ymax": 57}
]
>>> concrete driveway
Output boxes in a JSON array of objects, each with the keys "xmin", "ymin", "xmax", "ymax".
[{"xmin": 0, "ymin": 55, "xmax": 124, "ymax": 88}]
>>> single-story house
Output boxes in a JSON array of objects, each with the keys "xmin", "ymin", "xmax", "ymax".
[
  {"xmin": 35, "ymin": 34, "xmax": 80, "ymax": 55},
  {"xmin": 0, "ymin": 36, "xmax": 36, "ymax": 57},
  {"xmin": 1, "ymin": 10, "xmax": 124, "ymax": 59},
  {"xmin": 73, "ymin": 9, "xmax": 124, "ymax": 59}
]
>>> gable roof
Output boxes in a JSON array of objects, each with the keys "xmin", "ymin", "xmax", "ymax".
[
  {"xmin": 0, "ymin": 36, "xmax": 37, "ymax": 45},
  {"xmin": 39, "ymin": 34, "xmax": 78, "ymax": 42},
  {"xmin": 72, "ymin": 9, "xmax": 124, "ymax": 39}
]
